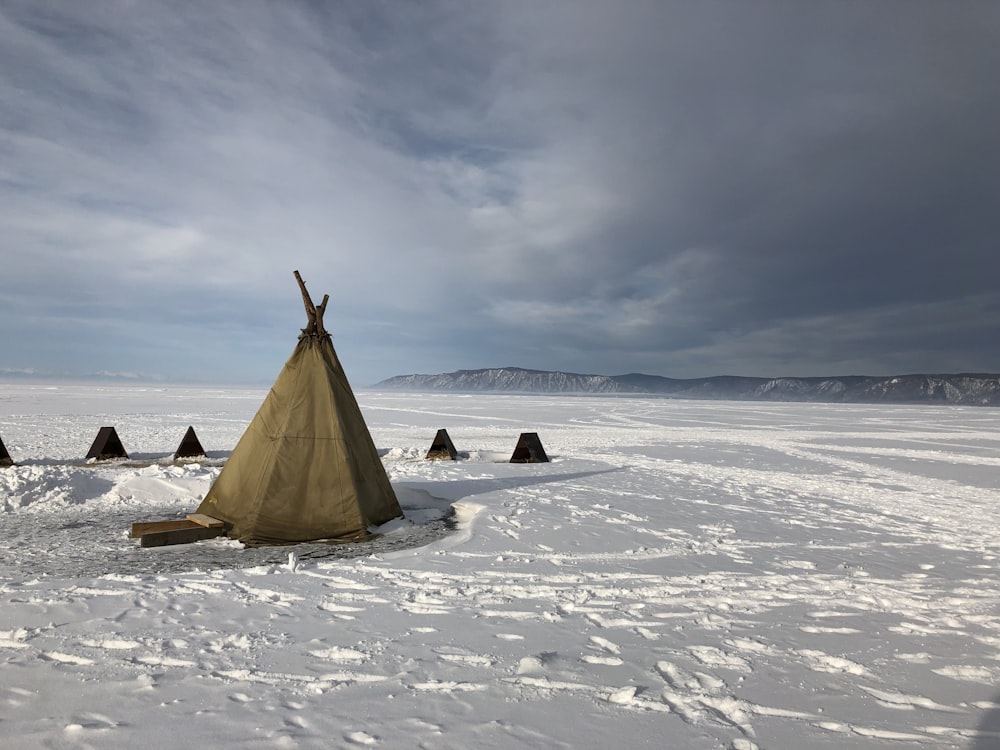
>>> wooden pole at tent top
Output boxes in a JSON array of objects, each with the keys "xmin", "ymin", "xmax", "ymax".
[{"xmin": 294, "ymin": 270, "xmax": 329, "ymax": 337}]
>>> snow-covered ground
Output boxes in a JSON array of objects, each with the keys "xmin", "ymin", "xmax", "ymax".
[{"xmin": 1, "ymin": 384, "xmax": 999, "ymax": 749}]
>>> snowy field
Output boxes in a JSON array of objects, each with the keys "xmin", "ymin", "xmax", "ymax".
[{"xmin": 1, "ymin": 384, "xmax": 999, "ymax": 749}]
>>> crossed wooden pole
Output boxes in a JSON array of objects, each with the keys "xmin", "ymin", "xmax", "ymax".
[{"xmin": 294, "ymin": 270, "xmax": 329, "ymax": 338}]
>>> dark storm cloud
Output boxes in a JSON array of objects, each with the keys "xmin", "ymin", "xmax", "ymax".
[
  {"xmin": 461, "ymin": 2, "xmax": 1000, "ymax": 377},
  {"xmin": 1, "ymin": 1, "xmax": 998, "ymax": 384}
]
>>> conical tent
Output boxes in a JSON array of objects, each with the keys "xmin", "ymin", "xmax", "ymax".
[{"xmin": 196, "ymin": 271, "xmax": 402, "ymax": 545}]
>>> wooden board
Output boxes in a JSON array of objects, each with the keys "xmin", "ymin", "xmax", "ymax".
[
  {"xmin": 187, "ymin": 513, "xmax": 225, "ymax": 528},
  {"xmin": 140, "ymin": 525, "xmax": 226, "ymax": 548},
  {"xmin": 130, "ymin": 519, "xmax": 200, "ymax": 539}
]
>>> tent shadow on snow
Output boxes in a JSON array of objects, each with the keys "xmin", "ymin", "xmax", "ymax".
[
  {"xmin": 17, "ymin": 451, "xmax": 232, "ymax": 469},
  {"xmin": 970, "ymin": 692, "xmax": 1000, "ymax": 750},
  {"xmin": 398, "ymin": 468, "xmax": 624, "ymax": 503},
  {"xmin": 123, "ymin": 450, "xmax": 231, "ymax": 464}
]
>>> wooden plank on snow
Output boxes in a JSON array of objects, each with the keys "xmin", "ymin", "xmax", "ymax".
[
  {"xmin": 186, "ymin": 513, "xmax": 225, "ymax": 528},
  {"xmin": 140, "ymin": 525, "xmax": 225, "ymax": 548},
  {"xmin": 130, "ymin": 519, "xmax": 201, "ymax": 538}
]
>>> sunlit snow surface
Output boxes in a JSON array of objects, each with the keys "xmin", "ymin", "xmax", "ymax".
[{"xmin": 1, "ymin": 384, "xmax": 999, "ymax": 749}]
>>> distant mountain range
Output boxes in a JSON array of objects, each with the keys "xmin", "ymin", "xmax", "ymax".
[{"xmin": 373, "ymin": 367, "xmax": 1000, "ymax": 406}]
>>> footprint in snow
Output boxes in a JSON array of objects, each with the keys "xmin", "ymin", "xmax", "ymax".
[
  {"xmin": 434, "ymin": 645, "xmax": 495, "ymax": 667},
  {"xmin": 687, "ymin": 645, "xmax": 753, "ymax": 673},
  {"xmin": 64, "ymin": 713, "xmax": 120, "ymax": 731},
  {"xmin": 284, "ymin": 715, "xmax": 309, "ymax": 730},
  {"xmin": 795, "ymin": 648, "xmax": 871, "ymax": 677},
  {"xmin": 308, "ymin": 646, "xmax": 368, "ymax": 662},
  {"xmin": 345, "ymin": 730, "xmax": 378, "ymax": 745},
  {"xmin": 80, "ymin": 638, "xmax": 141, "ymax": 650},
  {"xmin": 40, "ymin": 651, "xmax": 95, "ymax": 666},
  {"xmin": 582, "ymin": 654, "xmax": 625, "ymax": 666},
  {"xmin": 860, "ymin": 686, "xmax": 963, "ymax": 713},
  {"xmin": 588, "ymin": 635, "xmax": 621, "ymax": 655},
  {"xmin": 410, "ymin": 680, "xmax": 487, "ymax": 693},
  {"xmin": 517, "ymin": 656, "xmax": 546, "ymax": 675},
  {"xmin": 516, "ymin": 651, "xmax": 560, "ymax": 675},
  {"xmin": 656, "ymin": 660, "xmax": 702, "ymax": 691}
]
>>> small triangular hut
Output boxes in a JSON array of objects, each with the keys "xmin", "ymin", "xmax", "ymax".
[
  {"xmin": 86, "ymin": 426, "xmax": 129, "ymax": 461},
  {"xmin": 173, "ymin": 426, "xmax": 206, "ymax": 459},
  {"xmin": 425, "ymin": 428, "xmax": 458, "ymax": 460},
  {"xmin": 510, "ymin": 432, "xmax": 549, "ymax": 463},
  {"xmin": 195, "ymin": 271, "xmax": 403, "ymax": 545},
  {"xmin": 0, "ymin": 434, "xmax": 13, "ymax": 467}
]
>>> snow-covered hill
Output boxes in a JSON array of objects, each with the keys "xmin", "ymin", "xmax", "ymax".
[
  {"xmin": 376, "ymin": 367, "xmax": 1000, "ymax": 405},
  {"xmin": 380, "ymin": 367, "xmax": 621, "ymax": 394}
]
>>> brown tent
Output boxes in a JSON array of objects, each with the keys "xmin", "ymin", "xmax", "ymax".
[{"xmin": 195, "ymin": 271, "xmax": 403, "ymax": 545}]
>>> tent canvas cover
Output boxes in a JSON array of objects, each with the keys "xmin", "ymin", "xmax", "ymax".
[{"xmin": 195, "ymin": 272, "xmax": 402, "ymax": 545}]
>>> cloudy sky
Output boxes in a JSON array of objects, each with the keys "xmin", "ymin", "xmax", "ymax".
[{"xmin": 2, "ymin": 1, "xmax": 999, "ymax": 386}]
